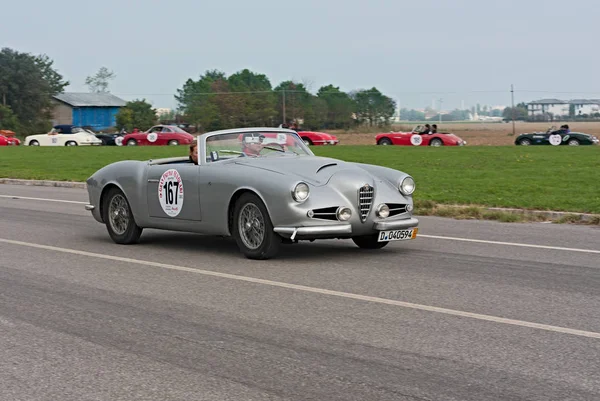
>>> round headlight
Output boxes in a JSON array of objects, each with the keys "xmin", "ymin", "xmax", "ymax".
[
  {"xmin": 292, "ymin": 182, "xmax": 309, "ymax": 202},
  {"xmin": 336, "ymin": 207, "xmax": 352, "ymax": 221},
  {"xmin": 399, "ymin": 176, "xmax": 415, "ymax": 195},
  {"xmin": 376, "ymin": 203, "xmax": 390, "ymax": 218}
]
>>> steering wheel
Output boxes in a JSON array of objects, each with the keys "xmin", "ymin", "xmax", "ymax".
[{"xmin": 259, "ymin": 142, "xmax": 286, "ymax": 153}]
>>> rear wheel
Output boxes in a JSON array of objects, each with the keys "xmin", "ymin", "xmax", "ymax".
[
  {"xmin": 102, "ymin": 187, "xmax": 143, "ymax": 244},
  {"xmin": 232, "ymin": 192, "xmax": 281, "ymax": 259},
  {"xmin": 29, "ymin": 140, "xmax": 39, "ymax": 146},
  {"xmin": 302, "ymin": 137, "xmax": 313, "ymax": 146},
  {"xmin": 168, "ymin": 139, "xmax": 179, "ymax": 145},
  {"xmin": 352, "ymin": 234, "xmax": 389, "ymax": 249},
  {"xmin": 519, "ymin": 138, "xmax": 531, "ymax": 146},
  {"xmin": 65, "ymin": 141, "xmax": 77, "ymax": 146}
]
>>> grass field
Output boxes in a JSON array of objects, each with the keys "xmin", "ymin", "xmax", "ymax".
[
  {"xmin": 329, "ymin": 121, "xmax": 600, "ymax": 146},
  {"xmin": 1, "ymin": 145, "xmax": 598, "ymax": 214}
]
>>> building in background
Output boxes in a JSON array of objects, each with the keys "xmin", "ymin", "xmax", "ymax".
[{"xmin": 51, "ymin": 92, "xmax": 127, "ymax": 131}]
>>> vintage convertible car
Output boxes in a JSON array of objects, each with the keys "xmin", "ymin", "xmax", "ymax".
[
  {"xmin": 0, "ymin": 130, "xmax": 20, "ymax": 146},
  {"xmin": 25, "ymin": 125, "xmax": 103, "ymax": 146},
  {"xmin": 515, "ymin": 126, "xmax": 599, "ymax": 146},
  {"xmin": 85, "ymin": 128, "xmax": 419, "ymax": 259},
  {"xmin": 121, "ymin": 124, "xmax": 195, "ymax": 146},
  {"xmin": 375, "ymin": 125, "xmax": 466, "ymax": 146},
  {"xmin": 296, "ymin": 131, "xmax": 339, "ymax": 146}
]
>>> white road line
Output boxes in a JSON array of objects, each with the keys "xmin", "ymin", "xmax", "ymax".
[
  {"xmin": 0, "ymin": 195, "xmax": 87, "ymax": 205},
  {"xmin": 418, "ymin": 234, "xmax": 600, "ymax": 254},
  {"xmin": 2, "ymin": 194, "xmax": 599, "ymax": 254},
  {"xmin": 1, "ymin": 237, "xmax": 599, "ymax": 340}
]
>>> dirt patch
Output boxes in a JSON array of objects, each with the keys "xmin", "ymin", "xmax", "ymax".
[{"xmin": 326, "ymin": 122, "xmax": 600, "ymax": 146}]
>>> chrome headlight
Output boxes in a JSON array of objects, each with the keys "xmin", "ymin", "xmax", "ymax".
[
  {"xmin": 376, "ymin": 203, "xmax": 389, "ymax": 218},
  {"xmin": 336, "ymin": 207, "xmax": 352, "ymax": 221},
  {"xmin": 399, "ymin": 176, "xmax": 415, "ymax": 195},
  {"xmin": 292, "ymin": 182, "xmax": 310, "ymax": 202}
]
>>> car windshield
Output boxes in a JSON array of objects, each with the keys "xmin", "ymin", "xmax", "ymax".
[{"xmin": 204, "ymin": 131, "xmax": 311, "ymax": 162}]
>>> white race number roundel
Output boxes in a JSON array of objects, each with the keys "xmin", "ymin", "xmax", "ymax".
[
  {"xmin": 549, "ymin": 134, "xmax": 561, "ymax": 146},
  {"xmin": 410, "ymin": 134, "xmax": 423, "ymax": 146},
  {"xmin": 147, "ymin": 133, "xmax": 158, "ymax": 143},
  {"xmin": 115, "ymin": 136, "xmax": 123, "ymax": 146},
  {"xmin": 158, "ymin": 169, "xmax": 184, "ymax": 217}
]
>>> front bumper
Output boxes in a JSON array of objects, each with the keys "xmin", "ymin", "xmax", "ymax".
[{"xmin": 274, "ymin": 217, "xmax": 419, "ymax": 240}]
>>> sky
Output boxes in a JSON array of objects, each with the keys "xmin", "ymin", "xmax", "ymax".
[{"xmin": 2, "ymin": 0, "xmax": 599, "ymax": 112}]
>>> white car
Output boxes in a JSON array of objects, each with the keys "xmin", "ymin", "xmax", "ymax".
[{"xmin": 25, "ymin": 125, "xmax": 103, "ymax": 146}]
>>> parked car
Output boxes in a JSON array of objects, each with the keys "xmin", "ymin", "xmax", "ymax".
[
  {"xmin": 515, "ymin": 126, "xmax": 599, "ymax": 146},
  {"xmin": 296, "ymin": 131, "xmax": 339, "ymax": 146},
  {"xmin": 375, "ymin": 125, "xmax": 466, "ymax": 146},
  {"xmin": 25, "ymin": 125, "xmax": 102, "ymax": 146},
  {"xmin": 0, "ymin": 130, "xmax": 20, "ymax": 146},
  {"xmin": 121, "ymin": 125, "xmax": 194, "ymax": 146},
  {"xmin": 84, "ymin": 127, "xmax": 419, "ymax": 259}
]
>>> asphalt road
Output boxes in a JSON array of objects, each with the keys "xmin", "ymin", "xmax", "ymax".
[{"xmin": 1, "ymin": 183, "xmax": 599, "ymax": 401}]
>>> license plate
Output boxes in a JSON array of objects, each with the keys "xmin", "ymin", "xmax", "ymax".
[{"xmin": 378, "ymin": 228, "xmax": 418, "ymax": 242}]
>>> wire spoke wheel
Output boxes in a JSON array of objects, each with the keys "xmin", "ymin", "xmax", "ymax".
[
  {"xmin": 238, "ymin": 203, "xmax": 265, "ymax": 250},
  {"xmin": 108, "ymin": 194, "xmax": 130, "ymax": 235}
]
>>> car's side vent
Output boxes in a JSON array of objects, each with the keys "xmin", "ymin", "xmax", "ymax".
[
  {"xmin": 358, "ymin": 184, "xmax": 374, "ymax": 222},
  {"xmin": 386, "ymin": 203, "xmax": 407, "ymax": 217},
  {"xmin": 308, "ymin": 206, "xmax": 339, "ymax": 221}
]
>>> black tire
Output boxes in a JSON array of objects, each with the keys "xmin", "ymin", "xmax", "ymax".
[
  {"xmin": 567, "ymin": 138, "xmax": 580, "ymax": 146},
  {"xmin": 352, "ymin": 234, "xmax": 389, "ymax": 249},
  {"xmin": 65, "ymin": 141, "xmax": 78, "ymax": 146},
  {"xmin": 518, "ymin": 138, "xmax": 531, "ymax": 146},
  {"xmin": 168, "ymin": 139, "xmax": 179, "ymax": 146},
  {"xmin": 302, "ymin": 137, "xmax": 313, "ymax": 146},
  {"xmin": 29, "ymin": 140, "xmax": 39, "ymax": 146},
  {"xmin": 378, "ymin": 138, "xmax": 392, "ymax": 145},
  {"xmin": 102, "ymin": 187, "xmax": 143, "ymax": 244},
  {"xmin": 127, "ymin": 139, "xmax": 137, "ymax": 146},
  {"xmin": 429, "ymin": 138, "xmax": 443, "ymax": 147},
  {"xmin": 232, "ymin": 192, "xmax": 281, "ymax": 259}
]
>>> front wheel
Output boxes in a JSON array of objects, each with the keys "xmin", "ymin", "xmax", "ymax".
[
  {"xmin": 378, "ymin": 138, "xmax": 392, "ymax": 145},
  {"xmin": 567, "ymin": 138, "xmax": 580, "ymax": 146},
  {"xmin": 429, "ymin": 138, "xmax": 443, "ymax": 147},
  {"xmin": 168, "ymin": 140, "xmax": 179, "ymax": 145},
  {"xmin": 232, "ymin": 193, "xmax": 281, "ymax": 259},
  {"xmin": 352, "ymin": 234, "xmax": 389, "ymax": 249},
  {"xmin": 102, "ymin": 187, "xmax": 143, "ymax": 244}
]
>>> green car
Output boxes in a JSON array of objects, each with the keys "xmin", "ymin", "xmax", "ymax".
[{"xmin": 515, "ymin": 127, "xmax": 599, "ymax": 146}]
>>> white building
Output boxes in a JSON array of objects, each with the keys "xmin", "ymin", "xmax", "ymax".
[{"xmin": 528, "ymin": 99, "xmax": 600, "ymax": 118}]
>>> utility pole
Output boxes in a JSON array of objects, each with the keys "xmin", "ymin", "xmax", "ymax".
[
  {"xmin": 511, "ymin": 84, "xmax": 516, "ymax": 136},
  {"xmin": 282, "ymin": 89, "xmax": 286, "ymax": 125},
  {"xmin": 438, "ymin": 98, "xmax": 443, "ymax": 124}
]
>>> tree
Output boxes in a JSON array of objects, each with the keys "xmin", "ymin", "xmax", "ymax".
[
  {"xmin": 274, "ymin": 81, "xmax": 312, "ymax": 125},
  {"xmin": 85, "ymin": 67, "xmax": 116, "ymax": 93},
  {"xmin": 0, "ymin": 47, "xmax": 68, "ymax": 134},
  {"xmin": 115, "ymin": 99, "xmax": 157, "ymax": 131},
  {"xmin": 0, "ymin": 105, "xmax": 19, "ymax": 131},
  {"xmin": 316, "ymin": 85, "xmax": 355, "ymax": 129},
  {"xmin": 227, "ymin": 69, "xmax": 277, "ymax": 126},
  {"xmin": 350, "ymin": 87, "xmax": 396, "ymax": 127},
  {"xmin": 502, "ymin": 103, "xmax": 528, "ymax": 121}
]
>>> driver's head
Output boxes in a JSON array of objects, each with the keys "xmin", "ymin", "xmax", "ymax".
[
  {"xmin": 189, "ymin": 139, "xmax": 198, "ymax": 164},
  {"xmin": 242, "ymin": 133, "xmax": 265, "ymax": 154}
]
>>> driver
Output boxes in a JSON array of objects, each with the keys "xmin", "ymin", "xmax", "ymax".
[{"xmin": 241, "ymin": 133, "xmax": 266, "ymax": 156}]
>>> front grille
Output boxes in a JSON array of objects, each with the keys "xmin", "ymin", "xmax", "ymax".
[
  {"xmin": 358, "ymin": 184, "xmax": 374, "ymax": 222},
  {"xmin": 309, "ymin": 206, "xmax": 339, "ymax": 221},
  {"xmin": 386, "ymin": 203, "xmax": 407, "ymax": 217}
]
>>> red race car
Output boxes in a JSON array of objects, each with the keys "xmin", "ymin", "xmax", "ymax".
[
  {"xmin": 121, "ymin": 125, "xmax": 194, "ymax": 146},
  {"xmin": 375, "ymin": 125, "xmax": 466, "ymax": 147},
  {"xmin": 0, "ymin": 130, "xmax": 20, "ymax": 146},
  {"xmin": 296, "ymin": 131, "xmax": 339, "ymax": 146}
]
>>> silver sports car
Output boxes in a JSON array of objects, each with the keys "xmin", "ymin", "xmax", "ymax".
[{"xmin": 85, "ymin": 127, "xmax": 419, "ymax": 259}]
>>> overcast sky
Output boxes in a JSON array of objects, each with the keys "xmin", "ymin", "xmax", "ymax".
[{"xmin": 2, "ymin": 0, "xmax": 599, "ymax": 111}]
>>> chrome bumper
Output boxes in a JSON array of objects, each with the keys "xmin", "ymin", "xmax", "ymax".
[
  {"xmin": 85, "ymin": 204, "xmax": 95, "ymax": 211},
  {"xmin": 273, "ymin": 217, "xmax": 419, "ymax": 240},
  {"xmin": 373, "ymin": 217, "xmax": 419, "ymax": 231},
  {"xmin": 274, "ymin": 224, "xmax": 352, "ymax": 240}
]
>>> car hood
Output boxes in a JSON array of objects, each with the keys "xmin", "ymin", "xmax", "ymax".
[{"xmin": 234, "ymin": 155, "xmax": 364, "ymax": 186}]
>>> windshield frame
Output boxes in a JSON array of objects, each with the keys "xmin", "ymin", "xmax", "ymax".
[{"xmin": 198, "ymin": 128, "xmax": 314, "ymax": 165}]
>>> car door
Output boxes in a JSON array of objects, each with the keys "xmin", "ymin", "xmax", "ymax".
[{"xmin": 146, "ymin": 163, "xmax": 202, "ymax": 221}]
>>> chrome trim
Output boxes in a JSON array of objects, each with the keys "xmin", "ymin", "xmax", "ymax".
[
  {"xmin": 358, "ymin": 184, "xmax": 374, "ymax": 223},
  {"xmin": 373, "ymin": 217, "xmax": 419, "ymax": 231},
  {"xmin": 274, "ymin": 224, "xmax": 352, "ymax": 237},
  {"xmin": 85, "ymin": 204, "xmax": 95, "ymax": 211},
  {"xmin": 148, "ymin": 179, "xmax": 159, "ymax": 183}
]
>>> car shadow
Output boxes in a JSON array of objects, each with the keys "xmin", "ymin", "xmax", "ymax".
[{"xmin": 107, "ymin": 230, "xmax": 409, "ymax": 261}]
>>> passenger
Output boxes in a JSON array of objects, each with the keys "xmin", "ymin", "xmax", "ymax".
[
  {"xmin": 431, "ymin": 124, "xmax": 438, "ymax": 133},
  {"xmin": 189, "ymin": 139, "xmax": 198, "ymax": 165},
  {"xmin": 421, "ymin": 124, "xmax": 431, "ymax": 134}
]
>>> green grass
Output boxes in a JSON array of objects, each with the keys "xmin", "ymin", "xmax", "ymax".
[{"xmin": 1, "ymin": 145, "xmax": 599, "ymax": 214}]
